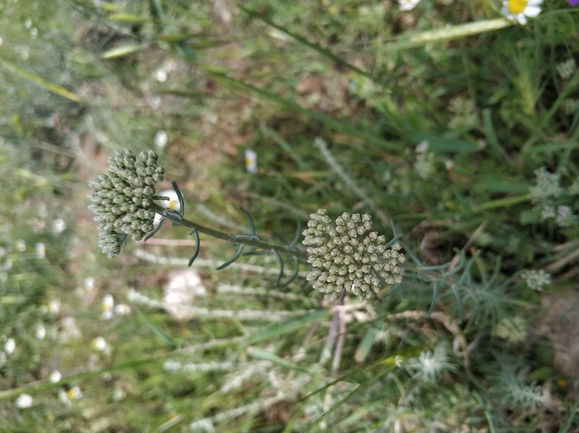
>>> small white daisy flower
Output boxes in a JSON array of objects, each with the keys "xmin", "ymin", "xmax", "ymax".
[
  {"xmin": 84, "ymin": 277, "xmax": 95, "ymax": 291},
  {"xmin": 501, "ymin": 0, "xmax": 542, "ymax": 25},
  {"xmin": 154, "ymin": 189, "xmax": 180, "ymax": 225},
  {"xmin": 47, "ymin": 298, "xmax": 61, "ymax": 315},
  {"xmin": 15, "ymin": 394, "xmax": 33, "ymax": 408},
  {"xmin": 35, "ymin": 242, "xmax": 45, "ymax": 259},
  {"xmin": 92, "ymin": 336, "xmax": 110, "ymax": 355},
  {"xmin": 67, "ymin": 386, "xmax": 82, "ymax": 400},
  {"xmin": 101, "ymin": 294, "xmax": 114, "ymax": 319},
  {"xmin": 154, "ymin": 130, "xmax": 168, "ymax": 148},
  {"xmin": 58, "ymin": 389, "xmax": 71, "ymax": 406},
  {"xmin": 49, "ymin": 370, "xmax": 62, "ymax": 383},
  {"xmin": 114, "ymin": 304, "xmax": 131, "ymax": 316},
  {"xmin": 245, "ymin": 149, "xmax": 257, "ymax": 173},
  {"xmin": 399, "ymin": 0, "xmax": 420, "ymax": 10},
  {"xmin": 4, "ymin": 338, "xmax": 15, "ymax": 355},
  {"xmin": 51, "ymin": 218, "xmax": 66, "ymax": 234},
  {"xmin": 35, "ymin": 324, "xmax": 46, "ymax": 340}
]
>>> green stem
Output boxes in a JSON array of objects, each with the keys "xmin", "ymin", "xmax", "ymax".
[
  {"xmin": 470, "ymin": 194, "xmax": 531, "ymax": 213},
  {"xmin": 148, "ymin": 202, "xmax": 307, "ymax": 260}
]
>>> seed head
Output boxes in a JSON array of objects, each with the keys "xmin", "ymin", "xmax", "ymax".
[
  {"xmin": 88, "ymin": 150, "xmax": 164, "ymax": 258},
  {"xmin": 303, "ymin": 209, "xmax": 405, "ymax": 301}
]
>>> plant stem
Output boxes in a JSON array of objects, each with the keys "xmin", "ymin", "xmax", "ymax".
[{"xmin": 148, "ymin": 202, "xmax": 307, "ymax": 260}]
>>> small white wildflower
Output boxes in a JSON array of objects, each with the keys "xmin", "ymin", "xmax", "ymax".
[
  {"xmin": 540, "ymin": 204, "xmax": 556, "ymax": 221},
  {"xmin": 30, "ymin": 28, "xmax": 37, "ymax": 38},
  {"xmin": 51, "ymin": 218, "xmax": 66, "ymax": 234},
  {"xmin": 521, "ymin": 269, "xmax": 551, "ymax": 291},
  {"xmin": 67, "ymin": 386, "xmax": 82, "ymax": 400},
  {"xmin": 47, "ymin": 298, "xmax": 61, "ymax": 315},
  {"xmin": 34, "ymin": 242, "xmax": 45, "ymax": 259},
  {"xmin": 155, "ymin": 68, "xmax": 168, "ymax": 82},
  {"xmin": 58, "ymin": 389, "xmax": 71, "ymax": 406},
  {"xmin": 24, "ymin": 18, "xmax": 32, "ymax": 29},
  {"xmin": 415, "ymin": 140, "xmax": 429, "ymax": 153},
  {"xmin": 557, "ymin": 58, "xmax": 576, "ymax": 80},
  {"xmin": 529, "ymin": 167, "xmax": 562, "ymax": 204},
  {"xmin": 49, "ymin": 370, "xmax": 62, "ymax": 383},
  {"xmin": 113, "ymin": 387, "xmax": 126, "ymax": 402},
  {"xmin": 556, "ymin": 205, "xmax": 577, "ymax": 227},
  {"xmin": 154, "ymin": 189, "xmax": 180, "ymax": 225},
  {"xmin": 92, "ymin": 336, "xmax": 108, "ymax": 352},
  {"xmin": 448, "ymin": 96, "xmax": 477, "ymax": 130},
  {"xmin": 399, "ymin": 0, "xmax": 420, "ymax": 10},
  {"xmin": 245, "ymin": 149, "xmax": 257, "ymax": 173},
  {"xmin": 4, "ymin": 338, "xmax": 15, "ymax": 355},
  {"xmin": 405, "ymin": 343, "xmax": 455, "ymax": 381},
  {"xmin": 84, "ymin": 277, "xmax": 95, "ymax": 291},
  {"xmin": 414, "ymin": 152, "xmax": 435, "ymax": 180},
  {"xmin": 156, "ymin": 189, "xmax": 180, "ymax": 212},
  {"xmin": 114, "ymin": 304, "xmax": 131, "ymax": 315},
  {"xmin": 189, "ymin": 418, "xmax": 215, "ymax": 433},
  {"xmin": 14, "ymin": 239, "xmax": 26, "ymax": 252},
  {"xmin": 501, "ymin": 0, "xmax": 542, "ymax": 25},
  {"xmin": 154, "ymin": 130, "xmax": 168, "ymax": 148},
  {"xmin": 34, "ymin": 324, "xmax": 46, "ymax": 340},
  {"xmin": 15, "ymin": 394, "xmax": 33, "ymax": 409},
  {"xmin": 101, "ymin": 294, "xmax": 114, "ymax": 320}
]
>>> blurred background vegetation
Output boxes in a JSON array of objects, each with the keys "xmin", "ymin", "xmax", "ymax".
[{"xmin": 1, "ymin": 0, "xmax": 579, "ymax": 431}]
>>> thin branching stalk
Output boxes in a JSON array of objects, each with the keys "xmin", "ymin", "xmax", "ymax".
[{"xmin": 148, "ymin": 202, "xmax": 307, "ymax": 260}]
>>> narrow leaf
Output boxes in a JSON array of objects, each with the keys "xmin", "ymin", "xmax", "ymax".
[
  {"xmin": 0, "ymin": 59, "xmax": 82, "ymax": 103},
  {"xmin": 100, "ymin": 44, "xmax": 149, "ymax": 59},
  {"xmin": 246, "ymin": 310, "xmax": 328, "ymax": 345},
  {"xmin": 407, "ymin": 131, "xmax": 478, "ymax": 153},
  {"xmin": 108, "ymin": 13, "xmax": 148, "ymax": 23},
  {"xmin": 247, "ymin": 346, "xmax": 313, "ymax": 374}
]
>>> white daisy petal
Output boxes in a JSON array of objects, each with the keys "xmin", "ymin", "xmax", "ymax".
[{"xmin": 525, "ymin": 6, "xmax": 541, "ymax": 17}]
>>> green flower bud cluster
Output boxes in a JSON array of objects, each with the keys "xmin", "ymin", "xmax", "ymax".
[
  {"xmin": 302, "ymin": 209, "xmax": 405, "ymax": 301},
  {"xmin": 87, "ymin": 149, "xmax": 165, "ymax": 258}
]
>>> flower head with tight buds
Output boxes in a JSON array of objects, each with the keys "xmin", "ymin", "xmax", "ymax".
[
  {"xmin": 302, "ymin": 209, "xmax": 405, "ymax": 301},
  {"xmin": 87, "ymin": 149, "xmax": 164, "ymax": 258}
]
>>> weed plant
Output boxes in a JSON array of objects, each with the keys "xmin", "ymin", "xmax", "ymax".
[{"xmin": 1, "ymin": 0, "xmax": 579, "ymax": 432}]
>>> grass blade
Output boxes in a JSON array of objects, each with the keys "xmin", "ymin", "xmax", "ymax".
[
  {"xmin": 0, "ymin": 59, "xmax": 82, "ymax": 103},
  {"xmin": 247, "ymin": 346, "xmax": 313, "ymax": 374},
  {"xmin": 100, "ymin": 44, "xmax": 149, "ymax": 59},
  {"xmin": 245, "ymin": 310, "xmax": 328, "ymax": 345}
]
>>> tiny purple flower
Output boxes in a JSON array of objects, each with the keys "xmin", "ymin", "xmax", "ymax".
[{"xmin": 570, "ymin": 0, "xmax": 579, "ymax": 6}]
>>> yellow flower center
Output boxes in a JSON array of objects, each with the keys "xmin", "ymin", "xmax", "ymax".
[{"xmin": 507, "ymin": 0, "xmax": 527, "ymax": 14}]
